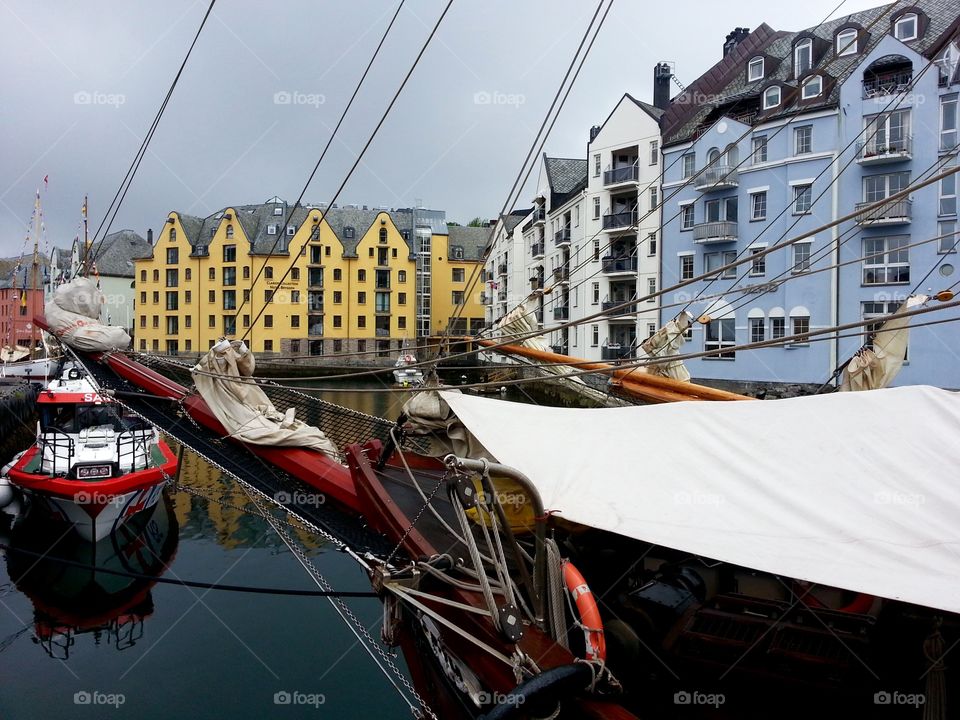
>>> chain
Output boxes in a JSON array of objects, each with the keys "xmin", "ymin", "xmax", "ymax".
[{"xmin": 386, "ymin": 473, "xmax": 447, "ymax": 565}]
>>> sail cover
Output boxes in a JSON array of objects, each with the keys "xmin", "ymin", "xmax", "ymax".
[
  {"xmin": 840, "ymin": 295, "xmax": 926, "ymax": 392},
  {"xmin": 440, "ymin": 386, "xmax": 960, "ymax": 613}
]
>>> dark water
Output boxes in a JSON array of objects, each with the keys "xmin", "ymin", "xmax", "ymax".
[{"xmin": 0, "ymin": 380, "xmax": 428, "ymax": 720}]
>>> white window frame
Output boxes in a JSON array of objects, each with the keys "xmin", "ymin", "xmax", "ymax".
[
  {"xmin": 647, "ymin": 232, "xmax": 657, "ymax": 256},
  {"xmin": 790, "ymin": 315, "xmax": 811, "ymax": 345},
  {"xmin": 749, "ymin": 317, "xmax": 765, "ymax": 343},
  {"xmin": 836, "ymin": 28, "xmax": 858, "ymax": 56},
  {"xmin": 649, "ymin": 140, "xmax": 659, "ymax": 165},
  {"xmin": 941, "ymin": 95, "xmax": 958, "ymax": 152},
  {"xmin": 679, "ymin": 254, "xmax": 694, "ymax": 280},
  {"xmin": 647, "ymin": 277, "xmax": 657, "ymax": 302},
  {"xmin": 752, "ymin": 136, "xmax": 767, "ymax": 163},
  {"xmin": 591, "ymin": 282, "xmax": 600, "ymax": 304},
  {"xmin": 593, "ymin": 154, "xmax": 601, "ymax": 177},
  {"xmin": 649, "ymin": 186, "xmax": 658, "ymax": 210},
  {"xmin": 862, "ymin": 235, "xmax": 910, "ymax": 285},
  {"xmin": 749, "ymin": 248, "xmax": 766, "ymax": 276},
  {"xmin": 267, "ymin": 224, "xmax": 277, "ymax": 235},
  {"xmin": 591, "ymin": 324, "xmax": 599, "ymax": 347},
  {"xmin": 593, "ymin": 197, "xmax": 601, "ymax": 219},
  {"xmin": 794, "ymin": 125, "xmax": 812, "ymax": 155},
  {"xmin": 771, "ymin": 316, "xmax": 785, "ymax": 340},
  {"xmin": 793, "ymin": 184, "xmax": 813, "ymax": 214},
  {"xmin": 593, "ymin": 238, "xmax": 601, "ymax": 261},
  {"xmin": 704, "ymin": 317, "xmax": 736, "ymax": 359},
  {"xmin": 750, "ymin": 191, "xmax": 767, "ymax": 221},
  {"xmin": 801, "ymin": 75, "xmax": 823, "ymax": 99},
  {"xmin": 763, "ymin": 86, "xmax": 781, "ymax": 110},
  {"xmin": 940, "ymin": 173, "xmax": 957, "ymax": 216},
  {"xmin": 748, "ymin": 56, "xmax": 764, "ymax": 82},
  {"xmin": 794, "ymin": 38, "xmax": 813, "ymax": 75},
  {"xmin": 680, "ymin": 203, "xmax": 695, "ymax": 230},
  {"xmin": 793, "ymin": 241, "xmax": 812, "ymax": 273},
  {"xmin": 682, "ymin": 153, "xmax": 695, "ymax": 178},
  {"xmin": 574, "ymin": 205, "xmax": 580, "ymax": 227},
  {"xmin": 894, "ymin": 13, "xmax": 918, "ymax": 42},
  {"xmin": 938, "ymin": 220, "xmax": 958, "ymax": 254}
]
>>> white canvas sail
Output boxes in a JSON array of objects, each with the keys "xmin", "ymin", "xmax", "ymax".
[{"xmin": 840, "ymin": 295, "xmax": 926, "ymax": 392}]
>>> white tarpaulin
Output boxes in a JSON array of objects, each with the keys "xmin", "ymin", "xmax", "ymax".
[
  {"xmin": 192, "ymin": 340, "xmax": 339, "ymax": 459},
  {"xmin": 45, "ymin": 277, "xmax": 131, "ymax": 352},
  {"xmin": 440, "ymin": 386, "xmax": 960, "ymax": 614}
]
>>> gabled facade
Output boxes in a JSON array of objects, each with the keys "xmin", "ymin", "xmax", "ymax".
[{"xmin": 660, "ymin": 1, "xmax": 960, "ymax": 387}]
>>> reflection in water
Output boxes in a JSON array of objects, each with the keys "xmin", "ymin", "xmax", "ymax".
[{"xmin": 5, "ymin": 495, "xmax": 178, "ymax": 660}]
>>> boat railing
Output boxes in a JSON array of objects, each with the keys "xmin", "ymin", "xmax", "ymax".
[
  {"xmin": 37, "ymin": 430, "xmax": 74, "ymax": 476},
  {"xmin": 116, "ymin": 428, "xmax": 156, "ymax": 473}
]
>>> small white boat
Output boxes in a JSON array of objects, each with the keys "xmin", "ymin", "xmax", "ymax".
[
  {"xmin": 393, "ymin": 351, "xmax": 424, "ymax": 387},
  {"xmin": 0, "ymin": 354, "xmax": 59, "ymax": 384}
]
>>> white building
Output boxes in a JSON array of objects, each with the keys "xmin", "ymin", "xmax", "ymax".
[{"xmin": 484, "ymin": 209, "xmax": 531, "ymax": 327}]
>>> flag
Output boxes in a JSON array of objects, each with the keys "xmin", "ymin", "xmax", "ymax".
[{"xmin": 43, "ymin": 175, "xmax": 48, "ymax": 188}]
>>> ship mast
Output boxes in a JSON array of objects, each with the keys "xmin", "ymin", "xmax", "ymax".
[{"xmin": 30, "ymin": 190, "xmax": 40, "ymax": 358}]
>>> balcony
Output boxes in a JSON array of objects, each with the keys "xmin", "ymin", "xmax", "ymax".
[
  {"xmin": 602, "ymin": 300, "xmax": 637, "ymax": 318},
  {"xmin": 497, "ymin": 263, "xmax": 508, "ymax": 276},
  {"xmin": 695, "ymin": 165, "xmax": 739, "ymax": 191},
  {"xmin": 856, "ymin": 136, "xmax": 912, "ymax": 165},
  {"xmin": 862, "ymin": 71, "xmax": 913, "ymax": 99},
  {"xmin": 375, "ymin": 328, "xmax": 390, "ymax": 337},
  {"xmin": 308, "ymin": 323, "xmax": 324, "ymax": 337},
  {"xmin": 550, "ymin": 344, "xmax": 568, "ymax": 355},
  {"xmin": 553, "ymin": 306, "xmax": 569, "ymax": 321},
  {"xmin": 601, "ymin": 256, "xmax": 638, "ymax": 275},
  {"xmin": 554, "ymin": 227, "xmax": 571, "ymax": 247},
  {"xmin": 553, "ymin": 267, "xmax": 569, "ymax": 283},
  {"xmin": 531, "ymin": 242, "xmax": 544, "ymax": 258},
  {"xmin": 602, "ymin": 211, "xmax": 637, "ymax": 232},
  {"xmin": 530, "ymin": 275, "xmax": 544, "ymax": 290},
  {"xmin": 601, "ymin": 345, "xmax": 633, "ymax": 361},
  {"xmin": 693, "ymin": 221, "xmax": 738, "ymax": 244},
  {"xmin": 855, "ymin": 198, "xmax": 912, "ymax": 226},
  {"xmin": 497, "ymin": 289, "xmax": 507, "ymax": 302},
  {"xmin": 521, "ymin": 207, "xmax": 546, "ymax": 233},
  {"xmin": 603, "ymin": 164, "xmax": 638, "ymax": 186}
]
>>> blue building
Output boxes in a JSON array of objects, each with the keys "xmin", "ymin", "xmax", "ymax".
[{"xmin": 659, "ymin": 3, "xmax": 960, "ymax": 387}]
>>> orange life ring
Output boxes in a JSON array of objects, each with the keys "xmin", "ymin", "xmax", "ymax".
[{"xmin": 563, "ymin": 560, "xmax": 606, "ymax": 661}]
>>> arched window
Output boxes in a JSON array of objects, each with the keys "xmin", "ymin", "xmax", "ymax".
[
  {"xmin": 707, "ymin": 148, "xmax": 721, "ymax": 166},
  {"xmin": 893, "ymin": 12, "xmax": 918, "ymax": 41},
  {"xmin": 226, "ymin": 224, "xmax": 234, "ymax": 239},
  {"xmin": 169, "ymin": 227, "xmax": 176, "ymax": 241},
  {"xmin": 836, "ymin": 27, "xmax": 858, "ymax": 56},
  {"xmin": 724, "ymin": 143, "xmax": 739, "ymax": 167},
  {"xmin": 748, "ymin": 56, "xmax": 764, "ymax": 82},
  {"xmin": 153, "ymin": 269, "xmax": 159, "ymax": 282},
  {"xmin": 794, "ymin": 38, "xmax": 813, "ymax": 75},
  {"xmin": 802, "ymin": 74, "xmax": 823, "ymax": 99},
  {"xmin": 379, "ymin": 227, "xmax": 388, "ymax": 243},
  {"xmin": 763, "ymin": 86, "xmax": 781, "ymax": 110}
]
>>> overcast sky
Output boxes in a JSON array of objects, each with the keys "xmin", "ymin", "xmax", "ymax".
[{"xmin": 0, "ymin": 0, "xmax": 885, "ymax": 256}]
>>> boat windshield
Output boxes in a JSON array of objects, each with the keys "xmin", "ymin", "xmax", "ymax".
[{"xmin": 40, "ymin": 404, "xmax": 150, "ymax": 434}]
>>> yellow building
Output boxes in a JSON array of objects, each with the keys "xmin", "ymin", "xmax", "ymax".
[{"xmin": 133, "ymin": 198, "xmax": 488, "ymax": 356}]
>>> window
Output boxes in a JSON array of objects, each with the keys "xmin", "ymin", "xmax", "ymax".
[
  {"xmin": 208, "ymin": 314, "xmax": 215, "ymax": 328},
  {"xmin": 368, "ymin": 247, "xmax": 374, "ymax": 258},
  {"xmin": 223, "ymin": 290, "xmax": 236, "ymax": 310},
  {"xmin": 209, "ymin": 290, "xmax": 216, "ymax": 303},
  {"xmin": 705, "ymin": 251, "xmax": 736, "ymax": 278},
  {"xmin": 140, "ymin": 315, "xmax": 146, "ymax": 329},
  {"xmin": 357, "ymin": 315, "xmax": 366, "ymax": 329},
  {"xmin": 649, "ymin": 140, "xmax": 659, "ymax": 165},
  {"xmin": 273, "ymin": 206, "xmax": 283, "ymax": 216},
  {"xmin": 141, "ymin": 269, "xmax": 146, "ymax": 282},
  {"xmin": 591, "ymin": 282, "xmax": 600, "ymax": 304},
  {"xmin": 705, "ymin": 318, "xmax": 736, "ymax": 358},
  {"xmin": 749, "ymin": 317, "xmax": 765, "ymax": 343},
  {"xmin": 771, "ymin": 316, "xmax": 785, "ymax": 339},
  {"xmin": 787, "ymin": 315, "xmax": 810, "ymax": 345},
  {"xmin": 593, "ymin": 153, "xmax": 601, "ymax": 176},
  {"xmin": 242, "ymin": 289, "xmax": 249, "ymax": 302},
  {"xmin": 153, "ymin": 291, "xmax": 159, "ymax": 304},
  {"xmin": 763, "ymin": 86, "xmax": 781, "ymax": 110},
  {"xmin": 750, "ymin": 248, "xmax": 766, "ymax": 276},
  {"xmin": 591, "ymin": 325, "xmax": 599, "ymax": 346},
  {"xmin": 265, "ymin": 267, "xmax": 274, "ymax": 280},
  {"xmin": 748, "ymin": 56, "xmax": 764, "ymax": 81},
  {"xmin": 208, "ymin": 267, "xmax": 215, "ymax": 281},
  {"xmin": 291, "ymin": 290, "xmax": 300, "ymax": 303},
  {"xmin": 681, "ymin": 153, "xmax": 695, "ymax": 178},
  {"xmin": 375, "ymin": 292, "xmax": 390, "ymax": 312},
  {"xmin": 649, "ymin": 187, "xmax": 658, "ymax": 210},
  {"xmin": 647, "ymin": 277, "xmax": 657, "ymax": 301},
  {"xmin": 333, "ymin": 315, "xmax": 342, "ymax": 329},
  {"xmin": 223, "ymin": 267, "xmax": 236, "ymax": 286},
  {"xmin": 574, "ymin": 205, "xmax": 580, "ymax": 227},
  {"xmin": 863, "ymin": 236, "xmax": 909, "ymax": 284},
  {"xmin": 242, "ymin": 314, "xmax": 249, "ymax": 327},
  {"xmin": 939, "ymin": 220, "xmax": 959, "ymax": 253},
  {"xmin": 864, "ymin": 109, "xmax": 911, "ymax": 155},
  {"xmin": 836, "ymin": 27, "xmax": 858, "ymax": 56},
  {"xmin": 752, "ymin": 136, "xmax": 767, "ymax": 163},
  {"xmin": 225, "ymin": 224, "xmax": 234, "ymax": 240},
  {"xmin": 357, "ymin": 269, "xmax": 366, "ymax": 283},
  {"xmin": 794, "ymin": 126, "xmax": 812, "ymax": 155},
  {"xmin": 393, "ymin": 270, "xmax": 405, "ymax": 284},
  {"xmin": 289, "ymin": 268, "xmax": 300, "ymax": 281},
  {"xmin": 864, "ymin": 172, "xmax": 910, "ymax": 208},
  {"xmin": 153, "ymin": 269, "xmax": 159, "ymax": 282},
  {"xmin": 793, "ymin": 184, "xmax": 813, "ymax": 214},
  {"xmin": 452, "ymin": 290, "xmax": 465, "ymax": 306},
  {"xmin": 165, "ymin": 269, "xmax": 178, "ymax": 287},
  {"xmin": 333, "ymin": 338, "xmax": 342, "ymax": 352},
  {"xmin": 140, "ymin": 291, "xmax": 147, "ymax": 304},
  {"xmin": 894, "ymin": 13, "xmax": 918, "ymax": 41},
  {"xmin": 286, "ymin": 225, "xmax": 295, "ymax": 237},
  {"xmin": 941, "ymin": 96, "xmax": 958, "ymax": 152},
  {"xmin": 801, "ymin": 75, "xmax": 822, "ymax": 99},
  {"xmin": 647, "ymin": 232, "xmax": 657, "ymax": 256},
  {"xmin": 680, "ymin": 255, "xmax": 694, "ymax": 280},
  {"xmin": 221, "ymin": 244, "xmax": 236, "ymax": 263},
  {"xmin": 166, "ymin": 247, "xmax": 178, "ymax": 264},
  {"xmin": 680, "ymin": 204, "xmax": 695, "ymax": 230},
  {"xmin": 358, "ymin": 291, "xmax": 366, "ymax": 304},
  {"xmin": 169, "ymin": 227, "xmax": 176, "ymax": 242},
  {"xmin": 593, "ymin": 197, "xmax": 601, "ymax": 219},
  {"xmin": 164, "ymin": 315, "xmax": 179, "ymax": 337},
  {"xmin": 325, "ymin": 246, "xmax": 331, "ymax": 257},
  {"xmin": 185, "ymin": 290, "xmax": 191, "ymax": 304},
  {"xmin": 398, "ymin": 292, "xmax": 406, "ymax": 305},
  {"xmin": 751, "ymin": 191, "xmax": 767, "ymax": 220},
  {"xmin": 705, "ymin": 196, "xmax": 737, "ymax": 223},
  {"xmin": 185, "ymin": 315, "xmax": 191, "ymax": 328},
  {"xmin": 264, "ymin": 315, "xmax": 273, "ymax": 328},
  {"xmin": 392, "ymin": 248, "xmax": 397, "ymax": 258},
  {"xmin": 333, "ymin": 290, "xmax": 342, "ymax": 304},
  {"xmin": 267, "ymin": 224, "xmax": 277, "ymax": 235},
  {"xmin": 165, "ymin": 291, "xmax": 178, "ymax": 310},
  {"xmin": 224, "ymin": 315, "xmax": 238, "ymax": 335},
  {"xmin": 794, "ymin": 38, "xmax": 812, "ymax": 76},
  {"xmin": 452, "ymin": 268, "xmax": 465, "ymax": 282},
  {"xmin": 793, "ymin": 242, "xmax": 812, "ymax": 273},
  {"xmin": 940, "ymin": 173, "xmax": 957, "ymax": 216},
  {"xmin": 333, "ymin": 268, "xmax": 342, "ymax": 281}
]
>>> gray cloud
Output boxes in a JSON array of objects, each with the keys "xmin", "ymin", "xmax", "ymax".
[{"xmin": 0, "ymin": 0, "xmax": 883, "ymax": 255}]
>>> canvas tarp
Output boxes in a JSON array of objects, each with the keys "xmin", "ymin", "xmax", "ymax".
[
  {"xmin": 440, "ymin": 386, "xmax": 960, "ymax": 614},
  {"xmin": 637, "ymin": 312, "xmax": 693, "ymax": 382},
  {"xmin": 192, "ymin": 340, "xmax": 339, "ymax": 459},
  {"xmin": 45, "ymin": 277, "xmax": 131, "ymax": 352},
  {"xmin": 840, "ymin": 295, "xmax": 927, "ymax": 392}
]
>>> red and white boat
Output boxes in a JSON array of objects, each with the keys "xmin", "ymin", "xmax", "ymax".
[{"xmin": 4, "ymin": 364, "xmax": 178, "ymax": 541}]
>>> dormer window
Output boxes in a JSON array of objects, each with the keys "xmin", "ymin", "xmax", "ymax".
[
  {"xmin": 267, "ymin": 224, "xmax": 277, "ymax": 235},
  {"xmin": 286, "ymin": 225, "xmax": 295, "ymax": 236},
  {"xmin": 794, "ymin": 38, "xmax": 813, "ymax": 76},
  {"xmin": 748, "ymin": 57, "xmax": 764, "ymax": 82},
  {"xmin": 763, "ymin": 85, "xmax": 781, "ymax": 110},
  {"xmin": 344, "ymin": 226, "xmax": 355, "ymax": 239},
  {"xmin": 802, "ymin": 75, "xmax": 823, "ymax": 99},
  {"xmin": 273, "ymin": 207, "xmax": 283, "ymax": 216},
  {"xmin": 894, "ymin": 13, "xmax": 918, "ymax": 41},
  {"xmin": 836, "ymin": 27, "xmax": 858, "ymax": 56}
]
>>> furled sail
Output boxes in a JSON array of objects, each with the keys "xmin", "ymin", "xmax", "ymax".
[
  {"xmin": 44, "ymin": 277, "xmax": 131, "ymax": 352},
  {"xmin": 637, "ymin": 311, "xmax": 692, "ymax": 382},
  {"xmin": 840, "ymin": 295, "xmax": 927, "ymax": 392},
  {"xmin": 192, "ymin": 339, "xmax": 339, "ymax": 459}
]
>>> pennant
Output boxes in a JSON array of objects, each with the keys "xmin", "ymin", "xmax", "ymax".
[{"xmin": 43, "ymin": 175, "xmax": 48, "ymax": 188}]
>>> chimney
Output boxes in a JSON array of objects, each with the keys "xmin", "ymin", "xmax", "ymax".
[
  {"xmin": 723, "ymin": 27, "xmax": 750, "ymax": 57},
  {"xmin": 588, "ymin": 125, "xmax": 601, "ymax": 143},
  {"xmin": 147, "ymin": 228, "xmax": 153, "ymax": 245},
  {"xmin": 653, "ymin": 62, "xmax": 672, "ymax": 110}
]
